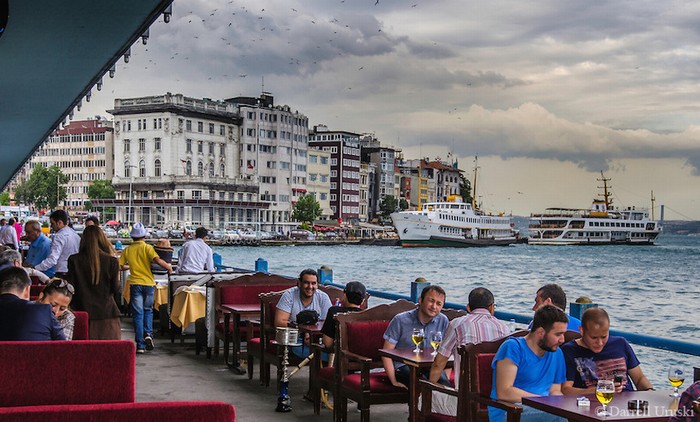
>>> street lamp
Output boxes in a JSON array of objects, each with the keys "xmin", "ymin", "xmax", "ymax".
[{"xmin": 125, "ymin": 163, "xmax": 137, "ymax": 225}]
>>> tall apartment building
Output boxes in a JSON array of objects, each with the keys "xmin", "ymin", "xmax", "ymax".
[
  {"xmin": 96, "ymin": 93, "xmax": 265, "ymax": 228},
  {"xmin": 309, "ymin": 125, "xmax": 361, "ymax": 223},
  {"xmin": 225, "ymin": 93, "xmax": 309, "ymax": 230},
  {"xmin": 11, "ymin": 118, "xmax": 114, "ymax": 213},
  {"xmin": 359, "ymin": 135, "xmax": 399, "ymax": 220},
  {"xmin": 306, "ymin": 149, "xmax": 333, "ymax": 220}
]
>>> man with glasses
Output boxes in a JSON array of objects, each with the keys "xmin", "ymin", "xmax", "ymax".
[{"xmin": 0, "ymin": 266, "xmax": 65, "ymax": 340}]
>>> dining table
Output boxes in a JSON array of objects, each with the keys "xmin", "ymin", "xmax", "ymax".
[
  {"xmin": 379, "ymin": 347, "xmax": 446, "ymax": 422},
  {"xmin": 219, "ymin": 303, "xmax": 261, "ymax": 374},
  {"xmin": 169, "ymin": 287, "xmax": 206, "ymax": 329},
  {"xmin": 522, "ymin": 389, "xmax": 680, "ymax": 422}
]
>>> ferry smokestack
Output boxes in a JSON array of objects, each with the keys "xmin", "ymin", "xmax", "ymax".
[{"xmin": 660, "ymin": 205, "xmax": 665, "ymax": 226}]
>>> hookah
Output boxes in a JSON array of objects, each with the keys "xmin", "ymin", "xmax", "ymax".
[{"xmin": 274, "ymin": 327, "xmax": 300, "ymax": 412}]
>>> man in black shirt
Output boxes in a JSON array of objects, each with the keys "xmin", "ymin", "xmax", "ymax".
[{"xmin": 320, "ymin": 281, "xmax": 367, "ymax": 348}]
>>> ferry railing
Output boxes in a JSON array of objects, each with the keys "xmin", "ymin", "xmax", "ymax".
[{"xmin": 213, "ymin": 258, "xmax": 700, "ymax": 358}]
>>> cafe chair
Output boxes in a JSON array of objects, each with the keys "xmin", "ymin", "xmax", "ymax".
[
  {"xmin": 333, "ymin": 299, "xmax": 417, "ymax": 422},
  {"xmin": 250, "ymin": 290, "xmax": 284, "ymax": 385},
  {"xmin": 72, "ymin": 311, "xmax": 89, "ymax": 340}
]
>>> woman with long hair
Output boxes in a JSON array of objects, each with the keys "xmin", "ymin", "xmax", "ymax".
[{"xmin": 67, "ymin": 225, "xmax": 121, "ymax": 339}]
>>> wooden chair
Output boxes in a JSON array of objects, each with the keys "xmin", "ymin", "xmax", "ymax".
[
  {"xmin": 333, "ymin": 299, "xmax": 417, "ymax": 422},
  {"xmin": 250, "ymin": 290, "xmax": 285, "ymax": 386}
]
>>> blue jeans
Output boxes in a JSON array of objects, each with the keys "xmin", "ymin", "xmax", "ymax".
[{"xmin": 130, "ymin": 284, "xmax": 154, "ymax": 349}]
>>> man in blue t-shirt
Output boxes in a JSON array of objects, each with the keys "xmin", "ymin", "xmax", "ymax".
[
  {"xmin": 561, "ymin": 307, "xmax": 653, "ymax": 395},
  {"xmin": 490, "ymin": 304, "xmax": 569, "ymax": 422},
  {"xmin": 531, "ymin": 283, "xmax": 581, "ymax": 331}
]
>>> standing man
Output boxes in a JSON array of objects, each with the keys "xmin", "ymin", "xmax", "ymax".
[
  {"xmin": 382, "ymin": 285, "xmax": 449, "ymax": 389},
  {"xmin": 119, "ymin": 223, "xmax": 172, "ymax": 354},
  {"xmin": 23, "ymin": 220, "xmax": 55, "ymax": 278},
  {"xmin": 176, "ymin": 227, "xmax": 215, "ymax": 274},
  {"xmin": 490, "ymin": 304, "xmax": 568, "ymax": 422},
  {"xmin": 561, "ymin": 307, "xmax": 653, "ymax": 394},
  {"xmin": 0, "ymin": 217, "xmax": 19, "ymax": 250},
  {"xmin": 428, "ymin": 287, "xmax": 510, "ymax": 416},
  {"xmin": 0, "ymin": 266, "xmax": 65, "ymax": 341},
  {"xmin": 31, "ymin": 210, "xmax": 80, "ymax": 278},
  {"xmin": 320, "ymin": 281, "xmax": 367, "ymax": 348},
  {"xmin": 532, "ymin": 283, "xmax": 581, "ymax": 331}
]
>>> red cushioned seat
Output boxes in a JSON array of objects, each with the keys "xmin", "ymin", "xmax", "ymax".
[
  {"xmin": 318, "ymin": 366, "xmax": 334, "ymax": 382},
  {"xmin": 342, "ymin": 372, "xmax": 407, "ymax": 394}
]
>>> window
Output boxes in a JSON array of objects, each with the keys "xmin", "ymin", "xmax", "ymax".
[
  {"xmin": 139, "ymin": 160, "xmax": 146, "ymax": 177},
  {"xmin": 198, "ymin": 162, "xmax": 204, "ymax": 176},
  {"xmin": 186, "ymin": 160, "xmax": 192, "ymax": 175},
  {"xmin": 209, "ymin": 123, "xmax": 215, "ymax": 134},
  {"xmin": 186, "ymin": 139, "xmax": 192, "ymax": 153},
  {"xmin": 197, "ymin": 122, "xmax": 203, "ymax": 133},
  {"xmin": 198, "ymin": 141, "xmax": 203, "ymax": 154},
  {"xmin": 209, "ymin": 142, "xmax": 214, "ymax": 155},
  {"xmin": 123, "ymin": 139, "xmax": 130, "ymax": 152},
  {"xmin": 124, "ymin": 161, "xmax": 131, "ymax": 177},
  {"xmin": 220, "ymin": 144, "xmax": 225, "ymax": 156},
  {"xmin": 219, "ymin": 125, "xmax": 225, "ymax": 136},
  {"xmin": 138, "ymin": 138, "xmax": 145, "ymax": 152},
  {"xmin": 320, "ymin": 193, "xmax": 327, "ymax": 200},
  {"xmin": 126, "ymin": 120, "xmax": 132, "ymax": 131},
  {"xmin": 177, "ymin": 190, "xmax": 184, "ymax": 199},
  {"xmin": 309, "ymin": 155, "xmax": 318, "ymax": 163},
  {"xmin": 154, "ymin": 159, "xmax": 161, "ymax": 177},
  {"xmin": 209, "ymin": 162, "xmax": 214, "ymax": 177},
  {"xmin": 219, "ymin": 163, "xmax": 225, "ymax": 177},
  {"xmin": 320, "ymin": 156, "xmax": 328, "ymax": 165},
  {"xmin": 192, "ymin": 190, "xmax": 201, "ymax": 199},
  {"xmin": 154, "ymin": 137, "xmax": 161, "ymax": 151},
  {"xmin": 186, "ymin": 120, "xmax": 192, "ymax": 131}
]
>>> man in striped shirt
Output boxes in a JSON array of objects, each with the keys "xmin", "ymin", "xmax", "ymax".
[{"xmin": 428, "ymin": 287, "xmax": 510, "ymax": 416}]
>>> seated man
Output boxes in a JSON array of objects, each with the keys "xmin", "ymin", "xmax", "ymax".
[
  {"xmin": 35, "ymin": 278, "xmax": 76, "ymax": 340},
  {"xmin": 320, "ymin": 281, "xmax": 367, "ymax": 349},
  {"xmin": 531, "ymin": 283, "xmax": 581, "ymax": 331},
  {"xmin": 0, "ymin": 248, "xmax": 51, "ymax": 283},
  {"xmin": 561, "ymin": 307, "xmax": 653, "ymax": 394},
  {"xmin": 0, "ymin": 266, "xmax": 65, "ymax": 341},
  {"xmin": 490, "ymin": 304, "xmax": 568, "ymax": 422},
  {"xmin": 275, "ymin": 268, "xmax": 333, "ymax": 358},
  {"xmin": 670, "ymin": 380, "xmax": 700, "ymax": 422},
  {"xmin": 428, "ymin": 287, "xmax": 510, "ymax": 416},
  {"xmin": 382, "ymin": 285, "xmax": 449, "ymax": 389},
  {"xmin": 176, "ymin": 227, "xmax": 214, "ymax": 274}
]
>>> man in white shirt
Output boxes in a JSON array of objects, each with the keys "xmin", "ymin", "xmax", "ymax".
[
  {"xmin": 30, "ymin": 210, "xmax": 80, "ymax": 278},
  {"xmin": 176, "ymin": 227, "xmax": 215, "ymax": 274},
  {"xmin": 0, "ymin": 217, "xmax": 19, "ymax": 250}
]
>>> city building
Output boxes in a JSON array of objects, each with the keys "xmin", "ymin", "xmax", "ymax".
[
  {"xmin": 306, "ymin": 149, "xmax": 333, "ymax": 220},
  {"xmin": 359, "ymin": 134, "xmax": 399, "ymax": 220},
  {"xmin": 225, "ymin": 93, "xmax": 310, "ymax": 231},
  {"xmin": 95, "ymin": 93, "xmax": 266, "ymax": 228},
  {"xmin": 10, "ymin": 118, "xmax": 114, "ymax": 215},
  {"xmin": 309, "ymin": 125, "xmax": 361, "ymax": 223}
]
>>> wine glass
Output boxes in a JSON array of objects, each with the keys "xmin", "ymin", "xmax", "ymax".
[
  {"xmin": 595, "ymin": 379, "xmax": 615, "ymax": 416},
  {"xmin": 430, "ymin": 331, "xmax": 442, "ymax": 356},
  {"xmin": 668, "ymin": 366, "xmax": 685, "ymax": 398},
  {"xmin": 411, "ymin": 328, "xmax": 424, "ymax": 353}
]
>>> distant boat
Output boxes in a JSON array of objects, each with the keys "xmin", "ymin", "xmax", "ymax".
[{"xmin": 528, "ymin": 172, "xmax": 662, "ymax": 245}]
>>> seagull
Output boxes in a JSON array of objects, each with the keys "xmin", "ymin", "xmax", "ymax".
[
  {"xmin": 239, "ymin": 74, "xmax": 247, "ymax": 78},
  {"xmin": 375, "ymin": 0, "xmax": 379, "ymax": 4}
]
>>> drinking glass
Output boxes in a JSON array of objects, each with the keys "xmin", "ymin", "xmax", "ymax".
[
  {"xmin": 668, "ymin": 366, "xmax": 685, "ymax": 398},
  {"xmin": 595, "ymin": 379, "xmax": 615, "ymax": 416},
  {"xmin": 430, "ymin": 331, "xmax": 442, "ymax": 356},
  {"xmin": 411, "ymin": 328, "xmax": 424, "ymax": 353}
]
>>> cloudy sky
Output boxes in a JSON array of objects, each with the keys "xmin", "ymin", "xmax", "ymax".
[{"xmin": 78, "ymin": 0, "xmax": 700, "ymax": 219}]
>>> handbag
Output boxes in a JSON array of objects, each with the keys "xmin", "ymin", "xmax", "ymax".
[{"xmin": 296, "ymin": 309, "xmax": 319, "ymax": 325}]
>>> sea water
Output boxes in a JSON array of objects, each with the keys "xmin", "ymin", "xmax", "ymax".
[{"xmin": 208, "ymin": 234, "xmax": 699, "ymax": 388}]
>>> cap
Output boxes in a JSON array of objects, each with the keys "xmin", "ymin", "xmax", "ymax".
[
  {"xmin": 130, "ymin": 222, "xmax": 147, "ymax": 238},
  {"xmin": 344, "ymin": 281, "xmax": 367, "ymax": 305}
]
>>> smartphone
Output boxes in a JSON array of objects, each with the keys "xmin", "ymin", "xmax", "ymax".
[{"xmin": 614, "ymin": 374, "xmax": 624, "ymax": 384}]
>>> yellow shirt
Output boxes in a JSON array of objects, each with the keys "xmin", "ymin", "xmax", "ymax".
[{"xmin": 119, "ymin": 240, "xmax": 158, "ymax": 286}]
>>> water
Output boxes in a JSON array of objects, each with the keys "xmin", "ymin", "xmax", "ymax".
[{"xmin": 205, "ymin": 234, "xmax": 699, "ymax": 388}]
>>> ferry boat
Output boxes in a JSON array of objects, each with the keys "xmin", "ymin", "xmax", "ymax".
[
  {"xmin": 528, "ymin": 173, "xmax": 662, "ymax": 245},
  {"xmin": 391, "ymin": 195, "xmax": 519, "ymax": 247}
]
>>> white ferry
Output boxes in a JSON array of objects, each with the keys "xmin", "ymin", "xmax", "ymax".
[
  {"xmin": 391, "ymin": 195, "xmax": 519, "ymax": 247},
  {"xmin": 528, "ymin": 173, "xmax": 662, "ymax": 245}
]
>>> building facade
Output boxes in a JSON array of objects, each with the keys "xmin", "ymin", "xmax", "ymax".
[
  {"xmin": 309, "ymin": 125, "xmax": 361, "ymax": 223},
  {"xmin": 306, "ymin": 149, "xmax": 333, "ymax": 220},
  {"xmin": 11, "ymin": 118, "xmax": 114, "ymax": 214},
  {"xmin": 97, "ymin": 93, "xmax": 267, "ymax": 229},
  {"xmin": 359, "ymin": 135, "xmax": 398, "ymax": 220}
]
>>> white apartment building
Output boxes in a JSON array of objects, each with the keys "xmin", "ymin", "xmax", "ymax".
[
  {"xmin": 225, "ymin": 93, "xmax": 309, "ymax": 230},
  {"xmin": 11, "ymin": 118, "xmax": 114, "ymax": 214},
  {"xmin": 95, "ymin": 93, "xmax": 266, "ymax": 228},
  {"xmin": 306, "ymin": 149, "xmax": 333, "ymax": 220}
]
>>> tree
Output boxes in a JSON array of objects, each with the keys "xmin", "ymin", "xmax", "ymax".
[
  {"xmin": 87, "ymin": 179, "xmax": 115, "ymax": 200},
  {"xmin": 292, "ymin": 194, "xmax": 322, "ymax": 225},
  {"xmin": 14, "ymin": 165, "xmax": 68, "ymax": 210},
  {"xmin": 399, "ymin": 198, "xmax": 409, "ymax": 211},
  {"xmin": 379, "ymin": 195, "xmax": 399, "ymax": 218},
  {"xmin": 459, "ymin": 173, "xmax": 473, "ymax": 205},
  {"xmin": 0, "ymin": 191, "xmax": 10, "ymax": 206}
]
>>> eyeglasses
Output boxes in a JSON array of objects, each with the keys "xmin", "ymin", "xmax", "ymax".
[{"xmin": 49, "ymin": 278, "xmax": 75, "ymax": 295}]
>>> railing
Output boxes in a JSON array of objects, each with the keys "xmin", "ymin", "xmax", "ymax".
[{"xmin": 213, "ymin": 256, "xmax": 700, "ymax": 358}]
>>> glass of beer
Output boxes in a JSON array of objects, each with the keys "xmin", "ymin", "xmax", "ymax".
[
  {"xmin": 668, "ymin": 366, "xmax": 685, "ymax": 398},
  {"xmin": 411, "ymin": 328, "xmax": 424, "ymax": 353},
  {"xmin": 430, "ymin": 331, "xmax": 442, "ymax": 356},
  {"xmin": 595, "ymin": 379, "xmax": 615, "ymax": 416}
]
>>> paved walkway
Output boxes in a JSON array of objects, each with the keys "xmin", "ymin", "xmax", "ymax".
[{"xmin": 123, "ymin": 317, "xmax": 409, "ymax": 421}]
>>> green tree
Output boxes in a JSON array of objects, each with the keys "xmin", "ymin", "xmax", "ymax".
[
  {"xmin": 292, "ymin": 194, "xmax": 322, "ymax": 225},
  {"xmin": 399, "ymin": 198, "xmax": 409, "ymax": 211},
  {"xmin": 0, "ymin": 191, "xmax": 10, "ymax": 206},
  {"xmin": 87, "ymin": 179, "xmax": 115, "ymax": 200},
  {"xmin": 459, "ymin": 173, "xmax": 473, "ymax": 205},
  {"xmin": 379, "ymin": 195, "xmax": 399, "ymax": 217},
  {"xmin": 14, "ymin": 165, "xmax": 68, "ymax": 210}
]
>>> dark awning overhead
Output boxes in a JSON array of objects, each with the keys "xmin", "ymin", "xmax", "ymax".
[{"xmin": 0, "ymin": 0, "xmax": 172, "ymax": 189}]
